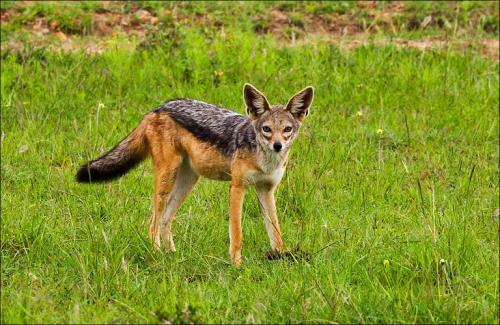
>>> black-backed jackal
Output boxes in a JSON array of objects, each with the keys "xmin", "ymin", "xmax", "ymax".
[{"xmin": 76, "ymin": 84, "xmax": 314, "ymax": 266}]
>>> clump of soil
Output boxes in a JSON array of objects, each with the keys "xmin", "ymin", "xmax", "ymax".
[{"xmin": 266, "ymin": 247, "xmax": 311, "ymax": 262}]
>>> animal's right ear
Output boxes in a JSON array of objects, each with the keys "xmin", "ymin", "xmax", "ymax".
[
  {"xmin": 285, "ymin": 86, "xmax": 314, "ymax": 121},
  {"xmin": 243, "ymin": 83, "xmax": 270, "ymax": 120}
]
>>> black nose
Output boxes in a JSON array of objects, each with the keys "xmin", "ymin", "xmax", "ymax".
[{"xmin": 273, "ymin": 142, "xmax": 282, "ymax": 152}]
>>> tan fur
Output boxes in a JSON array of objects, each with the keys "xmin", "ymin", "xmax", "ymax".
[
  {"xmin": 81, "ymin": 84, "xmax": 314, "ymax": 266},
  {"xmin": 141, "ymin": 112, "xmax": 290, "ymax": 265}
]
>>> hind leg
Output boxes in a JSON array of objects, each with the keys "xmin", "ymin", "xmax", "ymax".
[
  {"xmin": 149, "ymin": 153, "xmax": 183, "ymax": 250},
  {"xmin": 158, "ymin": 159, "xmax": 199, "ymax": 251}
]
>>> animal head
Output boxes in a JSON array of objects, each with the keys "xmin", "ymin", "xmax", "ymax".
[{"xmin": 243, "ymin": 83, "xmax": 314, "ymax": 153}]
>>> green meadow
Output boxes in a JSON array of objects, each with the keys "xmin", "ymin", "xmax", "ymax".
[{"xmin": 1, "ymin": 2, "xmax": 498, "ymax": 323}]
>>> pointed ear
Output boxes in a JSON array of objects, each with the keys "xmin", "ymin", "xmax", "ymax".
[
  {"xmin": 285, "ymin": 86, "xmax": 314, "ymax": 121},
  {"xmin": 243, "ymin": 83, "xmax": 270, "ymax": 119}
]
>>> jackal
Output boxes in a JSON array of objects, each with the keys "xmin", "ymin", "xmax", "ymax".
[{"xmin": 76, "ymin": 84, "xmax": 314, "ymax": 266}]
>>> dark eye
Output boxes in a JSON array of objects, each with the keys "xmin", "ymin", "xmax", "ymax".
[
  {"xmin": 284, "ymin": 126, "xmax": 292, "ymax": 132},
  {"xmin": 262, "ymin": 126, "xmax": 271, "ymax": 133}
]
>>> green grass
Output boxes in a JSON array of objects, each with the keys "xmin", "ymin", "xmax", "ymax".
[{"xmin": 1, "ymin": 10, "xmax": 499, "ymax": 325}]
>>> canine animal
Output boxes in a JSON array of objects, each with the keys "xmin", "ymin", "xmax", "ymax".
[{"xmin": 76, "ymin": 84, "xmax": 314, "ymax": 266}]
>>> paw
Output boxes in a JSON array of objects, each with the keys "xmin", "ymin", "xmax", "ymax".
[
  {"xmin": 230, "ymin": 250, "xmax": 242, "ymax": 267},
  {"xmin": 163, "ymin": 236, "xmax": 176, "ymax": 252}
]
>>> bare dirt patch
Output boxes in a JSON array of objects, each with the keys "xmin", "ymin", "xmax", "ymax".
[
  {"xmin": 261, "ymin": 6, "xmax": 498, "ymax": 60},
  {"xmin": 1, "ymin": 2, "xmax": 498, "ymax": 60}
]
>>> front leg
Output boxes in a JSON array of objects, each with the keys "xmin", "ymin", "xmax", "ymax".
[
  {"xmin": 229, "ymin": 183, "xmax": 246, "ymax": 266},
  {"xmin": 256, "ymin": 184, "xmax": 284, "ymax": 252}
]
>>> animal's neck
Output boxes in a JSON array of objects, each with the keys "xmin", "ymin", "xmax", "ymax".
[{"xmin": 256, "ymin": 145, "xmax": 288, "ymax": 174}]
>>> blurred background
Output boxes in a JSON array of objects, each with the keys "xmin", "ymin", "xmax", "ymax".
[{"xmin": 1, "ymin": 1, "xmax": 498, "ymax": 59}]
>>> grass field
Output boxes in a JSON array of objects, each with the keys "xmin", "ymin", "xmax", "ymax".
[{"xmin": 1, "ymin": 2, "xmax": 499, "ymax": 324}]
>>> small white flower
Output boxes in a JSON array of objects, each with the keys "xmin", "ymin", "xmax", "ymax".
[
  {"xmin": 121, "ymin": 256, "xmax": 128, "ymax": 272},
  {"xmin": 18, "ymin": 144, "xmax": 28, "ymax": 153}
]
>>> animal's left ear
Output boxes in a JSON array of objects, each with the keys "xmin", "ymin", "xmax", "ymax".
[{"xmin": 285, "ymin": 86, "xmax": 314, "ymax": 121}]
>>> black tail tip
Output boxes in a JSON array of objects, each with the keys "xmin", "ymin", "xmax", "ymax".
[{"xmin": 76, "ymin": 164, "xmax": 92, "ymax": 182}]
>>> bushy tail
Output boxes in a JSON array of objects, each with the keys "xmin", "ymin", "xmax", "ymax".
[{"xmin": 76, "ymin": 120, "xmax": 149, "ymax": 183}]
